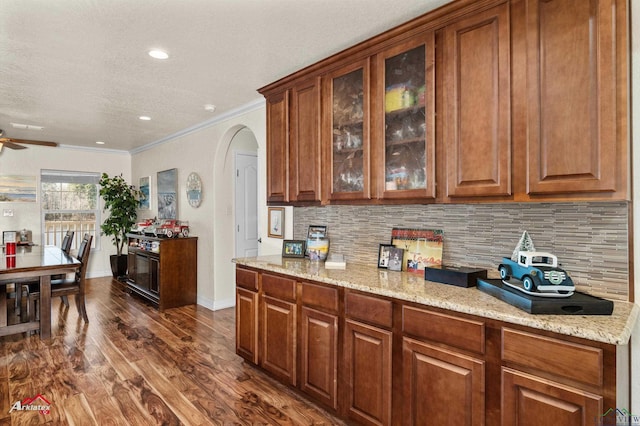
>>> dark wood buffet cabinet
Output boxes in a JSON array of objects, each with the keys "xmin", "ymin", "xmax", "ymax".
[
  {"xmin": 236, "ymin": 264, "xmax": 622, "ymax": 426},
  {"xmin": 126, "ymin": 234, "xmax": 197, "ymax": 310},
  {"xmin": 259, "ymin": 0, "xmax": 629, "ymax": 205}
]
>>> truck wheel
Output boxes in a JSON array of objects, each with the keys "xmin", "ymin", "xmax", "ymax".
[
  {"xmin": 166, "ymin": 230, "xmax": 173, "ymax": 238},
  {"xmin": 523, "ymin": 276, "xmax": 536, "ymax": 292},
  {"xmin": 182, "ymin": 229, "xmax": 189, "ymax": 237},
  {"xmin": 499, "ymin": 266, "xmax": 510, "ymax": 280}
]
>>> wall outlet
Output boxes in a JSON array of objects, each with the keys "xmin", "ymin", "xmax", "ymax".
[{"xmin": 3, "ymin": 209, "xmax": 13, "ymax": 217}]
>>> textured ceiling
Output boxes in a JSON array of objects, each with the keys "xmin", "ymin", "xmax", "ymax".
[{"xmin": 0, "ymin": 0, "xmax": 449, "ymax": 153}]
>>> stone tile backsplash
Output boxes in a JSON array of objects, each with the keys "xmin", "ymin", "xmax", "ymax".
[{"xmin": 294, "ymin": 202, "xmax": 630, "ymax": 301}]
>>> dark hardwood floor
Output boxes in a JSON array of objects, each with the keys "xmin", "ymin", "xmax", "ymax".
[{"xmin": 0, "ymin": 277, "xmax": 346, "ymax": 425}]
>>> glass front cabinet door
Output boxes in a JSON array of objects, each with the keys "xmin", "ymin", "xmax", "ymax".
[
  {"xmin": 376, "ymin": 33, "xmax": 435, "ymax": 200},
  {"xmin": 323, "ymin": 60, "xmax": 370, "ymax": 201}
]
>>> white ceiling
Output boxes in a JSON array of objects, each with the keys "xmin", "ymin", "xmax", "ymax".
[{"xmin": 0, "ymin": 0, "xmax": 449, "ymax": 153}]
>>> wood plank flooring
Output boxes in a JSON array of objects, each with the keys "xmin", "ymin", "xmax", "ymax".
[{"xmin": 0, "ymin": 277, "xmax": 347, "ymax": 425}]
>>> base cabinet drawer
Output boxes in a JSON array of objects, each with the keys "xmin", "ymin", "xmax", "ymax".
[{"xmin": 502, "ymin": 368, "xmax": 603, "ymax": 426}]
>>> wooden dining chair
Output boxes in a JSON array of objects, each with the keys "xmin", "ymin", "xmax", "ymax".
[
  {"xmin": 52, "ymin": 230, "xmax": 75, "ymax": 282},
  {"xmin": 29, "ymin": 233, "xmax": 92, "ymax": 323},
  {"xmin": 61, "ymin": 230, "xmax": 74, "ymax": 254}
]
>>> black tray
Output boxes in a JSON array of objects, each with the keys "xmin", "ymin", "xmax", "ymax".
[{"xmin": 476, "ymin": 278, "xmax": 613, "ymax": 315}]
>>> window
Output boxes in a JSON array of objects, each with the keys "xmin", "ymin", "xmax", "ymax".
[{"xmin": 41, "ymin": 170, "xmax": 100, "ymax": 250}]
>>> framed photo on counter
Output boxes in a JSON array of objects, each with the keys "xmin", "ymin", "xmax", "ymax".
[
  {"xmin": 282, "ymin": 240, "xmax": 305, "ymax": 258},
  {"xmin": 378, "ymin": 244, "xmax": 395, "ymax": 268}
]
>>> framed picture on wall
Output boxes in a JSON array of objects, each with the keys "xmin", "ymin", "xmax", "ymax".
[
  {"xmin": 139, "ymin": 176, "xmax": 150, "ymax": 209},
  {"xmin": 157, "ymin": 168, "xmax": 177, "ymax": 219},
  {"xmin": 268, "ymin": 207, "xmax": 284, "ymax": 238},
  {"xmin": 0, "ymin": 175, "xmax": 37, "ymax": 203}
]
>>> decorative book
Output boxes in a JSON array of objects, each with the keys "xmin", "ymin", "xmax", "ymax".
[{"xmin": 391, "ymin": 228, "xmax": 443, "ymax": 273}]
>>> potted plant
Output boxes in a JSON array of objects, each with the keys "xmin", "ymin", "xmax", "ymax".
[{"xmin": 99, "ymin": 173, "xmax": 141, "ymax": 278}]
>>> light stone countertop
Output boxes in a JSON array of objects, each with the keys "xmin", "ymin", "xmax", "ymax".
[{"xmin": 233, "ymin": 255, "xmax": 639, "ymax": 345}]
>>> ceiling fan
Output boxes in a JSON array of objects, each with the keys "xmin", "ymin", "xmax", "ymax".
[{"xmin": 0, "ymin": 129, "xmax": 58, "ymax": 153}]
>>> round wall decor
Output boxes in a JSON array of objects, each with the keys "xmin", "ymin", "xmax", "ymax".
[{"xmin": 186, "ymin": 172, "xmax": 202, "ymax": 207}]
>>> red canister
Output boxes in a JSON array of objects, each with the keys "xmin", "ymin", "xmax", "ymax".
[
  {"xmin": 5, "ymin": 241, "xmax": 16, "ymax": 256},
  {"xmin": 5, "ymin": 256, "xmax": 15, "ymax": 268}
]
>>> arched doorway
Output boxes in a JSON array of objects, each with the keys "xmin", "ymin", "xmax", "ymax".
[{"xmin": 213, "ymin": 125, "xmax": 258, "ymax": 309}]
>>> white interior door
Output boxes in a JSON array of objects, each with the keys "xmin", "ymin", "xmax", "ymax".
[{"xmin": 235, "ymin": 152, "xmax": 259, "ymax": 257}]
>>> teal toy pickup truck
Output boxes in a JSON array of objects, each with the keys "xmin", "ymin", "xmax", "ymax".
[{"xmin": 498, "ymin": 251, "xmax": 575, "ymax": 295}]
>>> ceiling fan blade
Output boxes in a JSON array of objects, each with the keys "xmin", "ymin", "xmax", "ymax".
[
  {"xmin": 3, "ymin": 138, "xmax": 58, "ymax": 147},
  {"xmin": 2, "ymin": 141, "xmax": 27, "ymax": 150}
]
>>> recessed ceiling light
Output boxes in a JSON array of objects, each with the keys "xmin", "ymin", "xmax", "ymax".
[
  {"xmin": 96, "ymin": 141, "xmax": 105, "ymax": 145},
  {"xmin": 148, "ymin": 49, "xmax": 169, "ymax": 59},
  {"xmin": 10, "ymin": 122, "xmax": 44, "ymax": 130},
  {"xmin": 204, "ymin": 104, "xmax": 216, "ymax": 112},
  {"xmin": 139, "ymin": 116, "xmax": 151, "ymax": 121}
]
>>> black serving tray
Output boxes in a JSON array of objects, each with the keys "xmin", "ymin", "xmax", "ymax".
[
  {"xmin": 425, "ymin": 265, "xmax": 487, "ymax": 288},
  {"xmin": 476, "ymin": 278, "xmax": 614, "ymax": 315}
]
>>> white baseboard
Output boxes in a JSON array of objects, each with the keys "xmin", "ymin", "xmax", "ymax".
[{"xmin": 212, "ymin": 297, "xmax": 235, "ymax": 311}]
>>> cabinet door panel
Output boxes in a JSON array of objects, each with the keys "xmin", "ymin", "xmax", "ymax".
[
  {"xmin": 136, "ymin": 254, "xmax": 149, "ymax": 291},
  {"xmin": 149, "ymin": 257, "xmax": 159, "ymax": 294},
  {"xmin": 344, "ymin": 319, "xmax": 392, "ymax": 426},
  {"xmin": 443, "ymin": 3, "xmax": 511, "ymax": 197},
  {"xmin": 502, "ymin": 367, "xmax": 602, "ymax": 426},
  {"xmin": 127, "ymin": 252, "xmax": 137, "ymax": 282},
  {"xmin": 290, "ymin": 78, "xmax": 321, "ymax": 202},
  {"xmin": 376, "ymin": 32, "xmax": 436, "ymax": 201},
  {"xmin": 526, "ymin": 0, "xmax": 618, "ymax": 194},
  {"xmin": 300, "ymin": 306, "xmax": 338, "ymax": 409},
  {"xmin": 403, "ymin": 337, "xmax": 485, "ymax": 426},
  {"xmin": 261, "ymin": 295, "xmax": 296, "ymax": 385},
  {"xmin": 236, "ymin": 288, "xmax": 258, "ymax": 364},
  {"xmin": 266, "ymin": 91, "xmax": 289, "ymax": 203},
  {"xmin": 323, "ymin": 60, "xmax": 371, "ymax": 201}
]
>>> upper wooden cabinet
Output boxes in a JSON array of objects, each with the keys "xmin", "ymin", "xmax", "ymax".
[
  {"xmin": 265, "ymin": 90, "xmax": 289, "ymax": 203},
  {"xmin": 290, "ymin": 78, "xmax": 322, "ymax": 203},
  {"xmin": 522, "ymin": 0, "xmax": 625, "ymax": 197},
  {"xmin": 259, "ymin": 0, "xmax": 628, "ymax": 205},
  {"xmin": 375, "ymin": 33, "xmax": 436, "ymax": 201},
  {"xmin": 322, "ymin": 60, "xmax": 372, "ymax": 202},
  {"xmin": 441, "ymin": 2, "xmax": 511, "ymax": 198}
]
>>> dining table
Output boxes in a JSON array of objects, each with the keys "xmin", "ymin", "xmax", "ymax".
[{"xmin": 0, "ymin": 245, "xmax": 80, "ymax": 339}]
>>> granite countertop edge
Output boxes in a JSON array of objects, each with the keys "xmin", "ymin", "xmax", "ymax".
[{"xmin": 233, "ymin": 256, "xmax": 638, "ymax": 346}]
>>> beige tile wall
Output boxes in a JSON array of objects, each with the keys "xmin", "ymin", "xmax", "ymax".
[{"xmin": 294, "ymin": 202, "xmax": 630, "ymax": 301}]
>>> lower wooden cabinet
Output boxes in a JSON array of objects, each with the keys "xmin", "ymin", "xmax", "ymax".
[
  {"xmin": 300, "ymin": 306, "xmax": 338, "ymax": 409},
  {"xmin": 235, "ymin": 287, "xmax": 258, "ymax": 364},
  {"xmin": 344, "ymin": 319, "xmax": 393, "ymax": 426},
  {"xmin": 126, "ymin": 234, "xmax": 197, "ymax": 310},
  {"xmin": 403, "ymin": 337, "xmax": 485, "ymax": 426},
  {"xmin": 502, "ymin": 368, "xmax": 602, "ymax": 426},
  {"xmin": 261, "ymin": 294, "xmax": 297, "ymax": 386},
  {"xmin": 234, "ymin": 265, "xmax": 618, "ymax": 426}
]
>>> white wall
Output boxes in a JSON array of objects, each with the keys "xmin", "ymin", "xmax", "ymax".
[
  {"xmin": 631, "ymin": 0, "xmax": 640, "ymax": 413},
  {"xmin": 130, "ymin": 99, "xmax": 288, "ymax": 310},
  {"xmin": 0, "ymin": 145, "xmax": 131, "ymax": 278}
]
